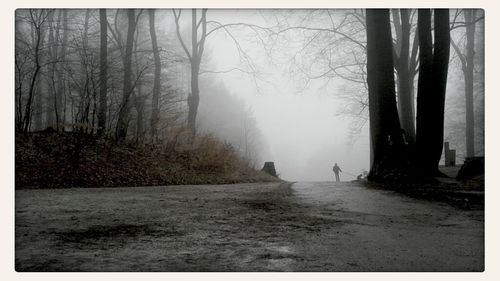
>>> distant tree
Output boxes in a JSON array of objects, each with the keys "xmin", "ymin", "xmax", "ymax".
[
  {"xmin": 15, "ymin": 9, "xmax": 50, "ymax": 133},
  {"xmin": 197, "ymin": 78, "xmax": 267, "ymax": 166},
  {"xmin": 132, "ymin": 20, "xmax": 148, "ymax": 144},
  {"xmin": 45, "ymin": 9, "xmax": 58, "ymax": 128},
  {"xmin": 32, "ymin": 16, "xmax": 48, "ymax": 132},
  {"xmin": 72, "ymin": 9, "xmax": 96, "ymax": 134},
  {"xmin": 450, "ymin": 9, "xmax": 482, "ymax": 158},
  {"xmin": 97, "ymin": 9, "xmax": 108, "ymax": 136},
  {"xmin": 55, "ymin": 9, "xmax": 68, "ymax": 130},
  {"xmin": 172, "ymin": 9, "xmax": 208, "ymax": 140},
  {"xmin": 149, "ymin": 9, "xmax": 161, "ymax": 141},
  {"xmin": 115, "ymin": 9, "xmax": 138, "ymax": 142},
  {"xmin": 365, "ymin": 9, "xmax": 407, "ymax": 181}
]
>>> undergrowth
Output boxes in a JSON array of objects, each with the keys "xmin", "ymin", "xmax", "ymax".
[{"xmin": 16, "ymin": 131, "xmax": 279, "ymax": 188}]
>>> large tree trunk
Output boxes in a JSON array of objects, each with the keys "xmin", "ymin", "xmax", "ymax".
[
  {"xmin": 429, "ymin": 9, "xmax": 451, "ymax": 168},
  {"xmin": 97, "ymin": 9, "xmax": 108, "ymax": 136},
  {"xmin": 366, "ymin": 9, "xmax": 407, "ymax": 181},
  {"xmin": 115, "ymin": 9, "xmax": 137, "ymax": 142},
  {"xmin": 396, "ymin": 9, "xmax": 416, "ymax": 144},
  {"xmin": 415, "ymin": 9, "xmax": 434, "ymax": 171},
  {"xmin": 415, "ymin": 9, "xmax": 450, "ymax": 174},
  {"xmin": 149, "ymin": 9, "xmax": 161, "ymax": 141}
]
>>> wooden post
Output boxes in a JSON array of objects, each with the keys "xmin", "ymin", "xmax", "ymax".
[
  {"xmin": 449, "ymin": 149, "xmax": 456, "ymax": 166},
  {"xmin": 444, "ymin": 142, "xmax": 451, "ymax": 166}
]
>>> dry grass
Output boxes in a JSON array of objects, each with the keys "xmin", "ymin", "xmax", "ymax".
[{"xmin": 15, "ymin": 131, "xmax": 279, "ymax": 188}]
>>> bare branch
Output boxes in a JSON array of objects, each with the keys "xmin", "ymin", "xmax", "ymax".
[
  {"xmin": 450, "ymin": 37, "xmax": 467, "ymax": 69},
  {"xmin": 199, "ymin": 67, "xmax": 253, "ymax": 75},
  {"xmin": 277, "ymin": 26, "xmax": 366, "ymax": 50},
  {"xmin": 172, "ymin": 9, "xmax": 192, "ymax": 62}
]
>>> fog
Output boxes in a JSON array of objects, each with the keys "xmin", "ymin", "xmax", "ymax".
[
  {"xmin": 177, "ymin": 9, "xmax": 371, "ymax": 181},
  {"xmin": 167, "ymin": 9, "xmax": 482, "ymax": 181}
]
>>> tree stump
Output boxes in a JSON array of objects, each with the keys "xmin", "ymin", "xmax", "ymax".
[
  {"xmin": 261, "ymin": 162, "xmax": 277, "ymax": 177},
  {"xmin": 456, "ymin": 156, "xmax": 484, "ymax": 180}
]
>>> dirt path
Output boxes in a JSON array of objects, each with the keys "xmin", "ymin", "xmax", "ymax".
[{"xmin": 15, "ymin": 181, "xmax": 484, "ymax": 271}]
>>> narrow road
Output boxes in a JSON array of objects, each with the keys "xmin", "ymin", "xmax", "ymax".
[{"xmin": 15, "ymin": 181, "xmax": 484, "ymax": 271}]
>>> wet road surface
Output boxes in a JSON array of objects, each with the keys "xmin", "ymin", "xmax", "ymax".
[{"xmin": 15, "ymin": 181, "xmax": 484, "ymax": 271}]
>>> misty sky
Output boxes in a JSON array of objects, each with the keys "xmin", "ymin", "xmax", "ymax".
[{"xmin": 193, "ymin": 9, "xmax": 371, "ymax": 181}]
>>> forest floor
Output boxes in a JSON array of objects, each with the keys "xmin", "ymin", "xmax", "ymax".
[{"xmin": 16, "ymin": 181, "xmax": 484, "ymax": 272}]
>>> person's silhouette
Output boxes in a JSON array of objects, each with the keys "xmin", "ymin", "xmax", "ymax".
[{"xmin": 332, "ymin": 163, "xmax": 342, "ymax": 182}]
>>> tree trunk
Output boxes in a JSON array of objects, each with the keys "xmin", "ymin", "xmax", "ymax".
[
  {"xmin": 135, "ymin": 95, "xmax": 145, "ymax": 143},
  {"xmin": 187, "ymin": 9, "xmax": 200, "ymax": 139},
  {"xmin": 415, "ymin": 9, "xmax": 434, "ymax": 171},
  {"xmin": 115, "ymin": 9, "xmax": 137, "ymax": 142},
  {"xmin": 77, "ymin": 9, "xmax": 91, "ymax": 130},
  {"xmin": 23, "ymin": 10, "xmax": 44, "ymax": 133},
  {"xmin": 430, "ymin": 9, "xmax": 451, "ymax": 168},
  {"xmin": 46, "ymin": 9, "xmax": 57, "ymax": 128},
  {"xmin": 33, "ymin": 78, "xmax": 44, "ymax": 131},
  {"xmin": 149, "ymin": 9, "xmax": 161, "ymax": 141},
  {"xmin": 172, "ymin": 9, "xmax": 207, "ymax": 141},
  {"xmin": 464, "ymin": 9, "xmax": 477, "ymax": 157},
  {"xmin": 188, "ymin": 59, "xmax": 200, "ymax": 139},
  {"xmin": 33, "ymin": 22, "xmax": 47, "ymax": 131},
  {"xmin": 396, "ymin": 9, "xmax": 416, "ymax": 144},
  {"xmin": 55, "ymin": 9, "xmax": 68, "ymax": 131},
  {"xmin": 98, "ymin": 9, "xmax": 108, "ymax": 136},
  {"xmin": 366, "ymin": 9, "xmax": 407, "ymax": 181},
  {"xmin": 415, "ymin": 9, "xmax": 450, "ymax": 174}
]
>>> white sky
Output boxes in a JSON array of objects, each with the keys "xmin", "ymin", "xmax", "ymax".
[{"xmin": 199, "ymin": 9, "xmax": 371, "ymax": 181}]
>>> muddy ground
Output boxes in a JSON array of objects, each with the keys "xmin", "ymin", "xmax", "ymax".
[{"xmin": 15, "ymin": 181, "xmax": 484, "ymax": 271}]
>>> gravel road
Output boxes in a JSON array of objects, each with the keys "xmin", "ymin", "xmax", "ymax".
[{"xmin": 15, "ymin": 181, "xmax": 484, "ymax": 271}]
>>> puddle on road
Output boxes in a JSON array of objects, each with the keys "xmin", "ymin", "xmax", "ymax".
[
  {"xmin": 289, "ymin": 182, "xmax": 353, "ymax": 206},
  {"xmin": 259, "ymin": 243, "xmax": 296, "ymax": 271},
  {"xmin": 267, "ymin": 245, "xmax": 293, "ymax": 254}
]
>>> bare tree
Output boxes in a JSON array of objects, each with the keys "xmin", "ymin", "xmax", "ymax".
[
  {"xmin": 45, "ymin": 9, "xmax": 59, "ymax": 128},
  {"xmin": 450, "ymin": 9, "xmax": 482, "ymax": 158},
  {"xmin": 15, "ymin": 9, "xmax": 50, "ymax": 133},
  {"xmin": 98, "ymin": 9, "xmax": 108, "ymax": 136},
  {"xmin": 132, "ymin": 18, "xmax": 148, "ymax": 144},
  {"xmin": 115, "ymin": 9, "xmax": 138, "ymax": 142},
  {"xmin": 149, "ymin": 9, "xmax": 161, "ymax": 141},
  {"xmin": 33, "ymin": 17, "xmax": 48, "ymax": 131},
  {"xmin": 54, "ymin": 9, "xmax": 68, "ymax": 130},
  {"xmin": 172, "ymin": 9, "xmax": 207, "ymax": 139}
]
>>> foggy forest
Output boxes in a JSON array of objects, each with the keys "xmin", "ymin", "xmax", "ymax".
[{"xmin": 15, "ymin": 8, "xmax": 485, "ymax": 272}]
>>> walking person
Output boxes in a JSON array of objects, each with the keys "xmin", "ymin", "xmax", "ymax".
[{"xmin": 332, "ymin": 163, "xmax": 342, "ymax": 182}]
